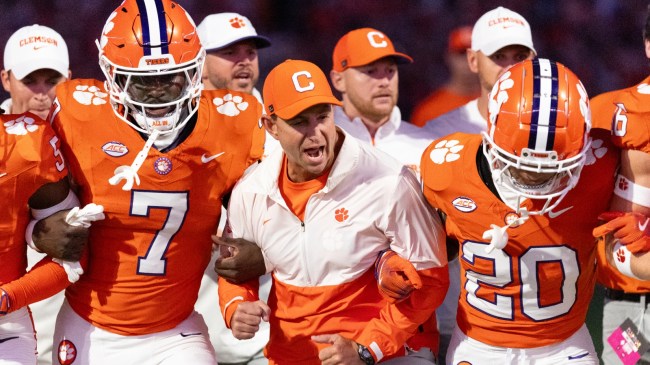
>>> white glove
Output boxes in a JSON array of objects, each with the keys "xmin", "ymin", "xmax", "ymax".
[
  {"xmin": 54, "ymin": 204, "xmax": 105, "ymax": 283},
  {"xmin": 65, "ymin": 203, "xmax": 105, "ymax": 228},
  {"xmin": 52, "ymin": 259, "xmax": 84, "ymax": 283},
  {"xmin": 483, "ymin": 224, "xmax": 510, "ymax": 253}
]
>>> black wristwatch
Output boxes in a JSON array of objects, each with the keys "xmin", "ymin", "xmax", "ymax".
[{"xmin": 357, "ymin": 343, "xmax": 376, "ymax": 365}]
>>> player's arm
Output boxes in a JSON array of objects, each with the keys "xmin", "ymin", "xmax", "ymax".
[
  {"xmin": 1, "ymin": 251, "xmax": 89, "ymax": 316},
  {"xmin": 356, "ymin": 171, "xmax": 449, "ymax": 361},
  {"xmin": 596, "ymin": 149, "xmax": 650, "ymax": 279},
  {"xmin": 213, "ymin": 235, "xmax": 266, "ymax": 283},
  {"xmin": 27, "ymin": 177, "xmax": 88, "ymax": 261},
  {"xmin": 216, "ymin": 184, "xmax": 268, "ymax": 338}
]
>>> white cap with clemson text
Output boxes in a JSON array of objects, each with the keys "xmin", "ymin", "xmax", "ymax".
[
  {"xmin": 4, "ymin": 24, "xmax": 69, "ymax": 80},
  {"xmin": 471, "ymin": 7, "xmax": 536, "ymax": 56},
  {"xmin": 197, "ymin": 12, "xmax": 271, "ymax": 51}
]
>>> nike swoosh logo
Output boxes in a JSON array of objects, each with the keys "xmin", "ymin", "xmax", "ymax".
[
  {"xmin": 33, "ymin": 46, "xmax": 46, "ymax": 50},
  {"xmin": 548, "ymin": 206, "xmax": 573, "ymax": 219},
  {"xmin": 0, "ymin": 173, "xmax": 6, "ymax": 178},
  {"xmin": 263, "ymin": 219, "xmax": 271, "ymax": 225},
  {"xmin": 567, "ymin": 352, "xmax": 589, "ymax": 360},
  {"xmin": 640, "ymin": 218, "xmax": 649, "ymax": 232},
  {"xmin": 201, "ymin": 152, "xmax": 225, "ymax": 163},
  {"xmin": 180, "ymin": 332, "xmax": 202, "ymax": 337},
  {"xmin": 0, "ymin": 336, "xmax": 18, "ymax": 344}
]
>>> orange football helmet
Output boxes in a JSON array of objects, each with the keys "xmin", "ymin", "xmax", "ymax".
[
  {"xmin": 97, "ymin": 0, "xmax": 204, "ymax": 142},
  {"xmin": 483, "ymin": 58, "xmax": 592, "ymax": 216}
]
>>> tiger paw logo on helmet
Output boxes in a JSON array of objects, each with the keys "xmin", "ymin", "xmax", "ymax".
[
  {"xmin": 584, "ymin": 138, "xmax": 608, "ymax": 165},
  {"xmin": 487, "ymin": 69, "xmax": 515, "ymax": 127},
  {"xmin": 213, "ymin": 93, "xmax": 249, "ymax": 117},
  {"xmin": 429, "ymin": 139, "xmax": 464, "ymax": 164},
  {"xmin": 73, "ymin": 85, "xmax": 108, "ymax": 106}
]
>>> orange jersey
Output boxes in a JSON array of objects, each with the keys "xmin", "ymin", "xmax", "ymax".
[
  {"xmin": 410, "ymin": 87, "xmax": 479, "ymax": 127},
  {"xmin": 593, "ymin": 77, "xmax": 650, "ymax": 292},
  {"xmin": 51, "ymin": 79, "xmax": 264, "ymax": 335},
  {"xmin": 421, "ymin": 131, "xmax": 618, "ymax": 348},
  {"xmin": 0, "ymin": 113, "xmax": 67, "ymax": 284}
]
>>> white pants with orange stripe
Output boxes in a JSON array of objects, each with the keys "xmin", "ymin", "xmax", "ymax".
[
  {"xmin": 52, "ymin": 300, "xmax": 216, "ymax": 365},
  {"xmin": 0, "ymin": 307, "xmax": 37, "ymax": 365},
  {"xmin": 446, "ymin": 324, "xmax": 598, "ymax": 365}
]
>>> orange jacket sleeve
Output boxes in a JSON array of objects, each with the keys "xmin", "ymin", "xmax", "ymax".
[
  {"xmin": 218, "ymin": 276, "xmax": 260, "ymax": 328},
  {"xmin": 356, "ymin": 265, "xmax": 449, "ymax": 359}
]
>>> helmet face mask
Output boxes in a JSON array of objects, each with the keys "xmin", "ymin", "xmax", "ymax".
[
  {"xmin": 483, "ymin": 58, "xmax": 591, "ymax": 216},
  {"xmin": 97, "ymin": 0, "xmax": 205, "ymax": 139}
]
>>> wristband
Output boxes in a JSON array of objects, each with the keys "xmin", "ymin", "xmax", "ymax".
[
  {"xmin": 26, "ymin": 190, "xmax": 80, "ymax": 251},
  {"xmin": 614, "ymin": 175, "xmax": 650, "ymax": 208},
  {"xmin": 612, "ymin": 242, "xmax": 642, "ymax": 280}
]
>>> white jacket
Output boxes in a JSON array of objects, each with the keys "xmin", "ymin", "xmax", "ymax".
[
  {"xmin": 220, "ymin": 129, "xmax": 448, "ymax": 362},
  {"xmin": 227, "ymin": 129, "xmax": 446, "ymax": 284}
]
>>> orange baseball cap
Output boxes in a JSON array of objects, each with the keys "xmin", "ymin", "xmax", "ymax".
[
  {"xmin": 448, "ymin": 25, "xmax": 472, "ymax": 53},
  {"xmin": 332, "ymin": 28, "xmax": 413, "ymax": 72},
  {"xmin": 263, "ymin": 59, "xmax": 342, "ymax": 120}
]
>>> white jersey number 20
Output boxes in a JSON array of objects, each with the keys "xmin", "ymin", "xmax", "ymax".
[{"xmin": 462, "ymin": 241, "xmax": 579, "ymax": 321}]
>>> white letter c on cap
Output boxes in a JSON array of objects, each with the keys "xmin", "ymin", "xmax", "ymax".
[
  {"xmin": 367, "ymin": 31, "xmax": 387, "ymax": 48},
  {"xmin": 292, "ymin": 71, "xmax": 315, "ymax": 92}
]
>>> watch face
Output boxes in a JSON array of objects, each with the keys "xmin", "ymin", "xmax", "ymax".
[{"xmin": 358, "ymin": 345, "xmax": 375, "ymax": 365}]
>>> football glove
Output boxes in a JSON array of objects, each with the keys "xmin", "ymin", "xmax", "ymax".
[
  {"xmin": 374, "ymin": 249, "xmax": 422, "ymax": 303},
  {"xmin": 593, "ymin": 211, "xmax": 650, "ymax": 254}
]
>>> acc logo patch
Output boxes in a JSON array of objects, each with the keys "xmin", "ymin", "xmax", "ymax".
[
  {"xmin": 102, "ymin": 141, "xmax": 129, "ymax": 157},
  {"xmin": 153, "ymin": 157, "xmax": 172, "ymax": 175},
  {"xmin": 452, "ymin": 196, "xmax": 477, "ymax": 213},
  {"xmin": 57, "ymin": 339, "xmax": 77, "ymax": 365}
]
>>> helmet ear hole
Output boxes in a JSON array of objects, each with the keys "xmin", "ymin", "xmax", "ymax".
[{"xmin": 483, "ymin": 58, "xmax": 591, "ymax": 215}]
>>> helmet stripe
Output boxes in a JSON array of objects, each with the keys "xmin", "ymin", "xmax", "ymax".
[
  {"xmin": 529, "ymin": 58, "xmax": 559, "ymax": 151},
  {"xmin": 135, "ymin": 0, "xmax": 169, "ymax": 56}
]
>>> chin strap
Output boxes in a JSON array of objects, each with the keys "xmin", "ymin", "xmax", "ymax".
[
  {"xmin": 483, "ymin": 208, "xmax": 529, "ymax": 253},
  {"xmin": 109, "ymin": 129, "xmax": 160, "ymax": 191}
]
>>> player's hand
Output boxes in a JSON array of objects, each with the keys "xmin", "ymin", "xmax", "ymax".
[
  {"xmin": 374, "ymin": 249, "xmax": 422, "ymax": 303},
  {"xmin": 0, "ymin": 288, "xmax": 10, "ymax": 316},
  {"xmin": 593, "ymin": 211, "xmax": 650, "ymax": 254},
  {"xmin": 312, "ymin": 334, "xmax": 365, "ymax": 365},
  {"xmin": 230, "ymin": 300, "xmax": 270, "ymax": 340},
  {"xmin": 213, "ymin": 236, "xmax": 266, "ymax": 283},
  {"xmin": 32, "ymin": 210, "xmax": 88, "ymax": 261}
]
